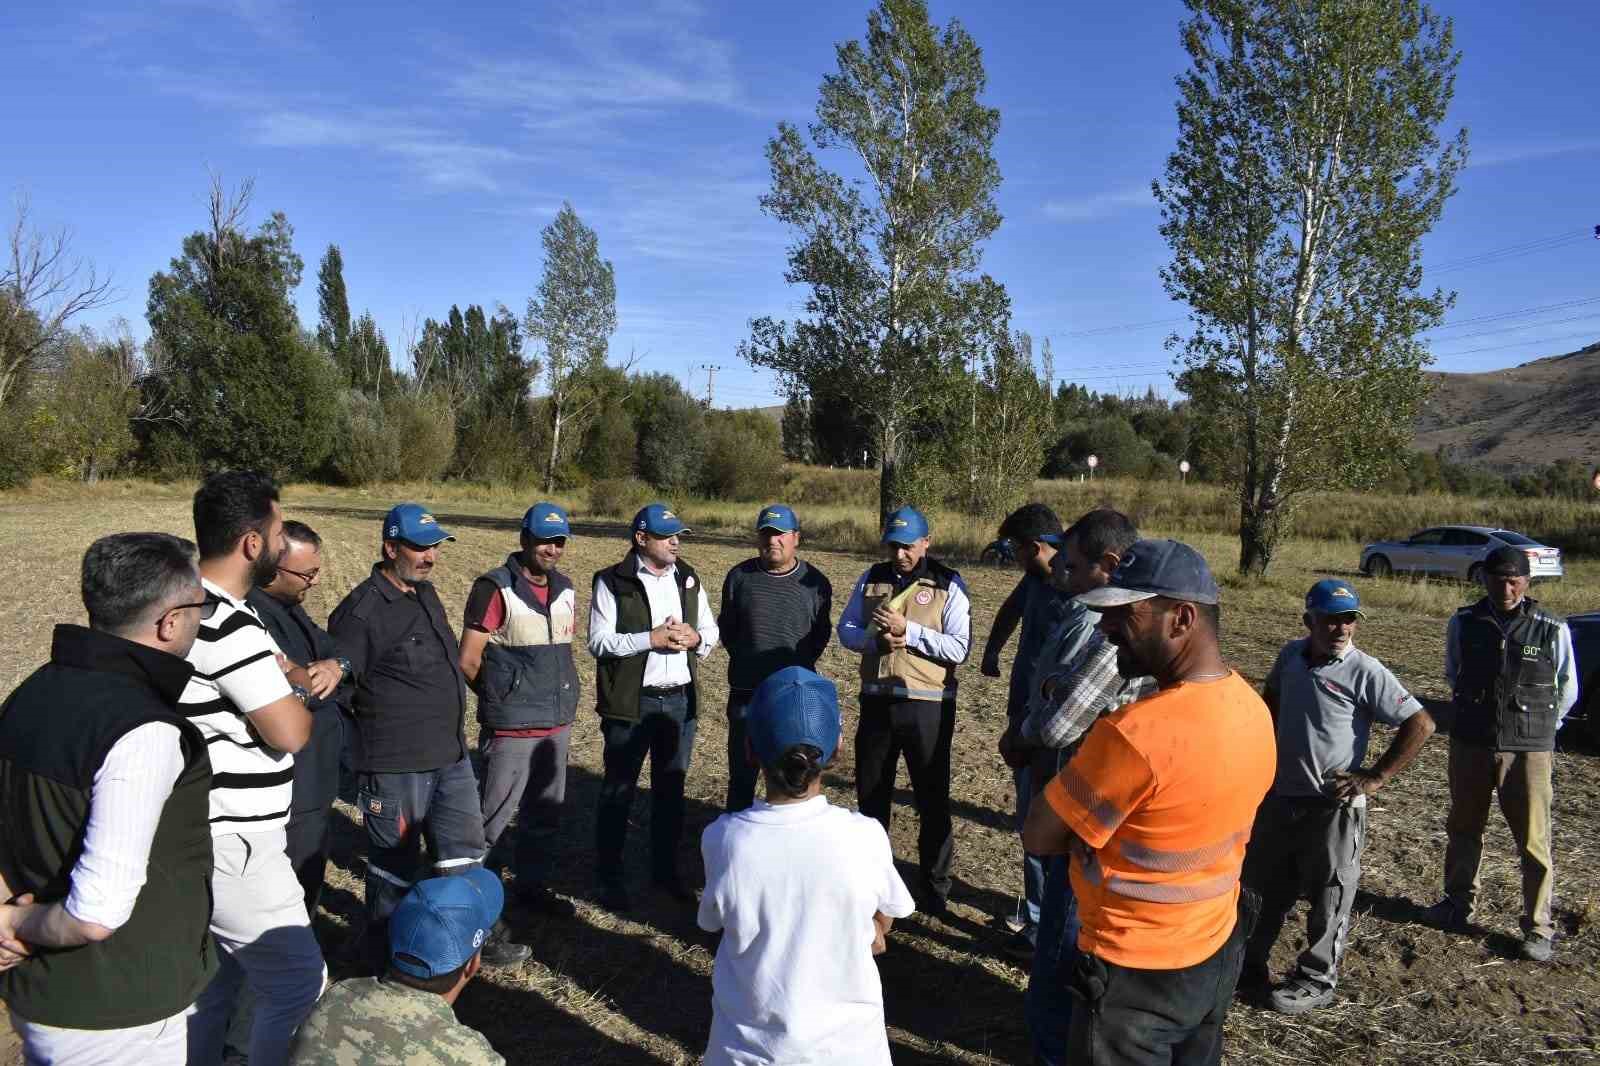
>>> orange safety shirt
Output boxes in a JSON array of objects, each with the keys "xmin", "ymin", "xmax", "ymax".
[{"xmin": 1043, "ymin": 671, "xmax": 1275, "ymax": 970}]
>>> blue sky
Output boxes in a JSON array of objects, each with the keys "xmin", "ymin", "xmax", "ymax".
[{"xmin": 4, "ymin": 0, "xmax": 1597, "ymax": 409}]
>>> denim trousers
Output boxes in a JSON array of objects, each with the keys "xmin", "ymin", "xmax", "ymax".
[{"xmin": 595, "ymin": 689, "xmax": 696, "ymax": 885}]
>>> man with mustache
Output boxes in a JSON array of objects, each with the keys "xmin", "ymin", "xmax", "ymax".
[{"xmin": 329, "ymin": 504, "xmax": 528, "ymax": 970}]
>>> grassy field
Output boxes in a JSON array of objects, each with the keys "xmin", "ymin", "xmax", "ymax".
[{"xmin": 1, "ymin": 482, "xmax": 1598, "ymax": 1063}]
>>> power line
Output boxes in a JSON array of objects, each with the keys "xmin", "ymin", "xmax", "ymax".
[
  {"xmin": 1422, "ymin": 310, "xmax": 1600, "ymax": 344},
  {"xmin": 1425, "ymin": 230, "xmax": 1591, "ymax": 276},
  {"xmin": 1422, "ymin": 294, "xmax": 1600, "ymax": 332},
  {"xmin": 1429, "ymin": 329, "xmax": 1600, "ymax": 360}
]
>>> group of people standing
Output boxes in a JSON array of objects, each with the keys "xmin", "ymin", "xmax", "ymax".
[{"xmin": 0, "ymin": 468, "xmax": 1580, "ymax": 1066}]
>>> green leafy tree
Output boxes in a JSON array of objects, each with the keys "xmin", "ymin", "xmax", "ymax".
[
  {"xmin": 145, "ymin": 176, "xmax": 340, "ymax": 476},
  {"xmin": 740, "ymin": 0, "xmax": 1007, "ymax": 519},
  {"xmin": 702, "ymin": 409, "xmax": 785, "ymax": 500},
  {"xmin": 46, "ymin": 325, "xmax": 141, "ymax": 482},
  {"xmin": 315, "ymin": 244, "xmax": 351, "ymax": 370},
  {"xmin": 347, "ymin": 311, "xmax": 393, "ymax": 397},
  {"xmin": 525, "ymin": 202, "xmax": 618, "ymax": 492},
  {"xmin": 1156, "ymin": 0, "xmax": 1466, "ymax": 574},
  {"xmin": 952, "ymin": 332, "xmax": 1053, "ymax": 517},
  {"xmin": 625, "ymin": 373, "xmax": 707, "ymax": 495},
  {"xmin": 779, "ymin": 391, "xmax": 813, "ymax": 463}
]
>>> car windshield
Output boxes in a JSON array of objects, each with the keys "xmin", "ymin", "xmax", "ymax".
[{"xmin": 1491, "ymin": 531, "xmax": 1539, "ymax": 546}]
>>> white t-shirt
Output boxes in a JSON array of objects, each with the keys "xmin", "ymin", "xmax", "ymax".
[
  {"xmin": 698, "ymin": 795, "xmax": 916, "ymax": 1066},
  {"xmin": 180, "ymin": 578, "xmax": 296, "ymax": 834}
]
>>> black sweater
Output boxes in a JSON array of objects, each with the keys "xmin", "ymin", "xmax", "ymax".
[{"xmin": 717, "ymin": 558, "xmax": 833, "ymax": 695}]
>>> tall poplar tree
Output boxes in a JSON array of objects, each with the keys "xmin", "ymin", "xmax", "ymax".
[
  {"xmin": 740, "ymin": 0, "xmax": 1007, "ymax": 519},
  {"xmin": 1156, "ymin": 0, "xmax": 1466, "ymax": 574},
  {"xmin": 315, "ymin": 244, "xmax": 351, "ymax": 371}
]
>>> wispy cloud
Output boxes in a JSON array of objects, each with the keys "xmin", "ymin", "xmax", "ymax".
[
  {"xmin": 1468, "ymin": 138, "xmax": 1600, "ymax": 169},
  {"xmin": 1042, "ymin": 184, "xmax": 1154, "ymax": 223}
]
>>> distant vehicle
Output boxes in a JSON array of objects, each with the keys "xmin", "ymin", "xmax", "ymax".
[
  {"xmin": 1359, "ymin": 526, "xmax": 1564, "ymax": 582},
  {"xmin": 980, "ymin": 538, "xmax": 1016, "ymax": 566},
  {"xmin": 1560, "ymin": 611, "xmax": 1600, "ymax": 745}
]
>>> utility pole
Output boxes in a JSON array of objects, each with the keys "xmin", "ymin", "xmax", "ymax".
[{"xmin": 695, "ymin": 363, "xmax": 721, "ymax": 408}]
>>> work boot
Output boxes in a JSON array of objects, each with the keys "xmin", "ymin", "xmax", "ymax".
[
  {"xmin": 478, "ymin": 920, "xmax": 531, "ymax": 968},
  {"xmin": 1519, "ymin": 933, "xmax": 1554, "ymax": 962},
  {"xmin": 1422, "ymin": 898, "xmax": 1471, "ymax": 932}
]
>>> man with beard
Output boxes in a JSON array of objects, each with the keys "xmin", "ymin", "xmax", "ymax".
[
  {"xmin": 459, "ymin": 503, "xmax": 581, "ymax": 918},
  {"xmin": 589, "ymin": 504, "xmax": 720, "ymax": 913},
  {"xmin": 181, "ymin": 472, "xmax": 327, "ymax": 1066},
  {"xmin": 837, "ymin": 506, "xmax": 971, "ymax": 916},
  {"xmin": 329, "ymin": 504, "xmax": 528, "ymax": 970},
  {"xmin": 1024, "ymin": 539, "xmax": 1274, "ymax": 1066},
  {"xmin": 716, "ymin": 504, "xmax": 833, "ymax": 812}
]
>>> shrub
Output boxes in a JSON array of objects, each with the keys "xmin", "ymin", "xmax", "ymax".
[
  {"xmin": 388, "ymin": 390, "xmax": 457, "ymax": 483},
  {"xmin": 456, "ymin": 411, "xmax": 539, "ymax": 487},
  {"xmin": 327, "ymin": 390, "xmax": 399, "ymax": 486},
  {"xmin": 579, "ymin": 404, "xmax": 637, "ymax": 481},
  {"xmin": 700, "ymin": 409, "xmax": 783, "ymax": 500},
  {"xmin": 588, "ymin": 476, "xmax": 653, "ymax": 519}
]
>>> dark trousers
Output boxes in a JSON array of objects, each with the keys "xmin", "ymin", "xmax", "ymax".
[
  {"xmin": 284, "ymin": 808, "xmax": 331, "ymax": 918},
  {"xmin": 596, "ymin": 689, "xmax": 696, "ymax": 886},
  {"xmin": 855, "ymin": 694, "xmax": 955, "ymax": 900},
  {"xmin": 725, "ymin": 693, "xmax": 759, "ymax": 813},
  {"xmin": 1027, "ymin": 853, "xmax": 1081, "ymax": 1065},
  {"xmin": 1066, "ymin": 891, "xmax": 1256, "ymax": 1066},
  {"xmin": 1242, "ymin": 795, "xmax": 1365, "ymax": 989},
  {"xmin": 357, "ymin": 755, "xmax": 487, "ymax": 924}
]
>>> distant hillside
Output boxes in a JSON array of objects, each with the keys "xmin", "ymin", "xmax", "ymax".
[{"xmin": 1414, "ymin": 339, "xmax": 1600, "ymax": 471}]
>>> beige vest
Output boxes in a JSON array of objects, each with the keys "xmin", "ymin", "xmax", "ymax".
[{"xmin": 858, "ymin": 562, "xmax": 957, "ymax": 701}]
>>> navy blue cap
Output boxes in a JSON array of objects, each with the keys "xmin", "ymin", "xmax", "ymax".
[
  {"xmin": 383, "ymin": 503, "xmax": 454, "ymax": 546},
  {"xmin": 1076, "ymin": 538, "xmax": 1219, "ymax": 607},
  {"xmin": 1305, "ymin": 579, "xmax": 1364, "ymax": 617},
  {"xmin": 1483, "ymin": 545, "xmax": 1531, "ymax": 577},
  {"xmin": 747, "ymin": 666, "xmax": 841, "ymax": 766},
  {"xmin": 388, "ymin": 867, "xmax": 503, "ymax": 980},
  {"xmin": 881, "ymin": 506, "xmax": 930, "ymax": 545},
  {"xmin": 756, "ymin": 504, "xmax": 799, "ymax": 533},
  {"xmin": 521, "ymin": 502, "xmax": 571, "ymax": 540},
  {"xmin": 633, "ymin": 503, "xmax": 689, "ymax": 537}
]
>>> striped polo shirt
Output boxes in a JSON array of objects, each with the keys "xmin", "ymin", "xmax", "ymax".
[{"xmin": 179, "ymin": 578, "xmax": 296, "ymax": 834}]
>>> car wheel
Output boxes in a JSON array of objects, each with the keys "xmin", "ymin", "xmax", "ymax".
[
  {"xmin": 1367, "ymin": 555, "xmax": 1392, "ymax": 579},
  {"xmin": 1466, "ymin": 563, "xmax": 1483, "ymax": 586}
]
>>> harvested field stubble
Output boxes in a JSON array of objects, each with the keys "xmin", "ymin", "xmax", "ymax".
[{"xmin": 1, "ymin": 486, "xmax": 1598, "ymax": 1064}]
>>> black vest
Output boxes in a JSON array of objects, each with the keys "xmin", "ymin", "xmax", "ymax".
[
  {"xmin": 0, "ymin": 625, "xmax": 218, "ymax": 1029},
  {"xmin": 474, "ymin": 558, "xmax": 580, "ymax": 731},
  {"xmin": 592, "ymin": 553, "xmax": 701, "ymax": 724},
  {"xmin": 1451, "ymin": 598, "xmax": 1564, "ymax": 752}
]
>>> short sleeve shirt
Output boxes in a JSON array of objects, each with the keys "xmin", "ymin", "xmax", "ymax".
[
  {"xmin": 697, "ymin": 796, "xmax": 916, "ymax": 1066},
  {"xmin": 1265, "ymin": 640, "xmax": 1423, "ymax": 799}
]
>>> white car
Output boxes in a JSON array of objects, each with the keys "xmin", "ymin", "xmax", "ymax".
[{"xmin": 1359, "ymin": 526, "xmax": 1563, "ymax": 582}]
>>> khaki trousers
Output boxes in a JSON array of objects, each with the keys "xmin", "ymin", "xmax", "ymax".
[{"xmin": 1443, "ymin": 737, "xmax": 1554, "ymax": 938}]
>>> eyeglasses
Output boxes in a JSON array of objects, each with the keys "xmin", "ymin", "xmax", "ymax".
[
  {"xmin": 169, "ymin": 592, "xmax": 223, "ymax": 622},
  {"xmin": 278, "ymin": 565, "xmax": 321, "ymax": 584}
]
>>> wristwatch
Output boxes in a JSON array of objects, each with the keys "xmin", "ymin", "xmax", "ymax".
[
  {"xmin": 336, "ymin": 656, "xmax": 353, "ymax": 680},
  {"xmin": 290, "ymin": 684, "xmax": 311, "ymax": 705}
]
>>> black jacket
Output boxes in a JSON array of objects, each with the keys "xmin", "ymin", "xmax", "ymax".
[{"xmin": 247, "ymin": 588, "xmax": 349, "ymax": 814}]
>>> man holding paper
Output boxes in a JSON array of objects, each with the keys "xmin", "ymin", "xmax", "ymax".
[{"xmin": 838, "ymin": 506, "xmax": 972, "ymax": 916}]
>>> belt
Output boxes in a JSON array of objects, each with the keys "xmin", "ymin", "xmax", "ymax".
[{"xmin": 641, "ymin": 684, "xmax": 689, "ymax": 697}]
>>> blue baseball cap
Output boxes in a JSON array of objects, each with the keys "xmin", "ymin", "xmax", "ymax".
[
  {"xmin": 521, "ymin": 502, "xmax": 571, "ymax": 540},
  {"xmin": 1305, "ymin": 579, "xmax": 1364, "ymax": 617},
  {"xmin": 881, "ymin": 506, "xmax": 930, "ymax": 546},
  {"xmin": 383, "ymin": 503, "xmax": 454, "ymax": 546},
  {"xmin": 1076, "ymin": 538, "xmax": 1220, "ymax": 607},
  {"xmin": 633, "ymin": 503, "xmax": 689, "ymax": 537},
  {"xmin": 756, "ymin": 504, "xmax": 799, "ymax": 533},
  {"xmin": 387, "ymin": 867, "xmax": 503, "ymax": 980},
  {"xmin": 747, "ymin": 666, "xmax": 841, "ymax": 766}
]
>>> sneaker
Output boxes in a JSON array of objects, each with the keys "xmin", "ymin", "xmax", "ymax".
[
  {"xmin": 1519, "ymin": 933, "xmax": 1554, "ymax": 962},
  {"xmin": 515, "ymin": 883, "xmax": 577, "ymax": 918},
  {"xmin": 1422, "ymin": 898, "xmax": 1471, "ymax": 932},
  {"xmin": 1001, "ymin": 927, "xmax": 1036, "ymax": 961},
  {"xmin": 478, "ymin": 921, "xmax": 531, "ymax": 969},
  {"xmin": 1269, "ymin": 976, "xmax": 1336, "ymax": 1015},
  {"xmin": 597, "ymin": 881, "xmax": 632, "ymax": 914}
]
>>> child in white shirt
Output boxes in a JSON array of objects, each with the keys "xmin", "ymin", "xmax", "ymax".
[{"xmin": 698, "ymin": 666, "xmax": 916, "ymax": 1065}]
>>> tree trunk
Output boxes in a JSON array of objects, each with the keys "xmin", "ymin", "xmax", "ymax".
[
  {"xmin": 1237, "ymin": 493, "xmax": 1280, "ymax": 577},
  {"xmin": 544, "ymin": 393, "xmax": 564, "ymax": 493},
  {"xmin": 876, "ymin": 421, "xmax": 902, "ymax": 526}
]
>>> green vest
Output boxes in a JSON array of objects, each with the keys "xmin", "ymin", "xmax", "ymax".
[
  {"xmin": 0, "ymin": 625, "xmax": 218, "ymax": 1030},
  {"xmin": 592, "ymin": 553, "xmax": 701, "ymax": 723}
]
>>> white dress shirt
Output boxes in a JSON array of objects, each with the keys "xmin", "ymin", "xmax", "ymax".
[
  {"xmin": 64, "ymin": 721, "xmax": 187, "ymax": 930},
  {"xmin": 589, "ymin": 558, "xmax": 719, "ymax": 689}
]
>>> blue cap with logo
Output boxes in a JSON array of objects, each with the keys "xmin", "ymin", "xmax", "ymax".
[
  {"xmin": 522, "ymin": 502, "xmax": 571, "ymax": 540},
  {"xmin": 383, "ymin": 503, "xmax": 455, "ymax": 547},
  {"xmin": 746, "ymin": 666, "xmax": 841, "ymax": 766},
  {"xmin": 633, "ymin": 503, "xmax": 689, "ymax": 537},
  {"xmin": 756, "ymin": 504, "xmax": 799, "ymax": 533},
  {"xmin": 1305, "ymin": 578, "xmax": 1365, "ymax": 617},
  {"xmin": 1075, "ymin": 538, "xmax": 1219, "ymax": 608},
  {"xmin": 387, "ymin": 867, "xmax": 504, "ymax": 980},
  {"xmin": 881, "ymin": 505, "xmax": 930, "ymax": 546}
]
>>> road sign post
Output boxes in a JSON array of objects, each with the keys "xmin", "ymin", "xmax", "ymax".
[{"xmin": 1087, "ymin": 454, "xmax": 1099, "ymax": 482}]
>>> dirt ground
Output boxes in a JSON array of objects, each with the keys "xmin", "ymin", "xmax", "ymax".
[{"xmin": 1, "ymin": 488, "xmax": 1597, "ymax": 1064}]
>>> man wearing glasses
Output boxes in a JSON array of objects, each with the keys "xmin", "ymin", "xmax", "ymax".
[
  {"xmin": 247, "ymin": 520, "xmax": 350, "ymax": 915},
  {"xmin": 329, "ymin": 504, "xmax": 529, "ymax": 971},
  {"xmin": 0, "ymin": 533, "xmax": 219, "ymax": 1065}
]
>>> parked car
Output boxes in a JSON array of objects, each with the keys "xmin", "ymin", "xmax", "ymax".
[
  {"xmin": 1560, "ymin": 611, "xmax": 1600, "ymax": 745},
  {"xmin": 1359, "ymin": 526, "xmax": 1564, "ymax": 582}
]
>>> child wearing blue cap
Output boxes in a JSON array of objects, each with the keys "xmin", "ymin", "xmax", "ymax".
[{"xmin": 697, "ymin": 667, "xmax": 915, "ymax": 1066}]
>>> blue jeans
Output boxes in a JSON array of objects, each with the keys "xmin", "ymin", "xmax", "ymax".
[
  {"xmin": 357, "ymin": 755, "xmax": 487, "ymax": 924},
  {"xmin": 1027, "ymin": 854, "xmax": 1080, "ymax": 1065},
  {"xmin": 1014, "ymin": 764, "xmax": 1045, "ymax": 931},
  {"xmin": 725, "ymin": 693, "xmax": 759, "ymax": 813},
  {"xmin": 596, "ymin": 689, "xmax": 696, "ymax": 886}
]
